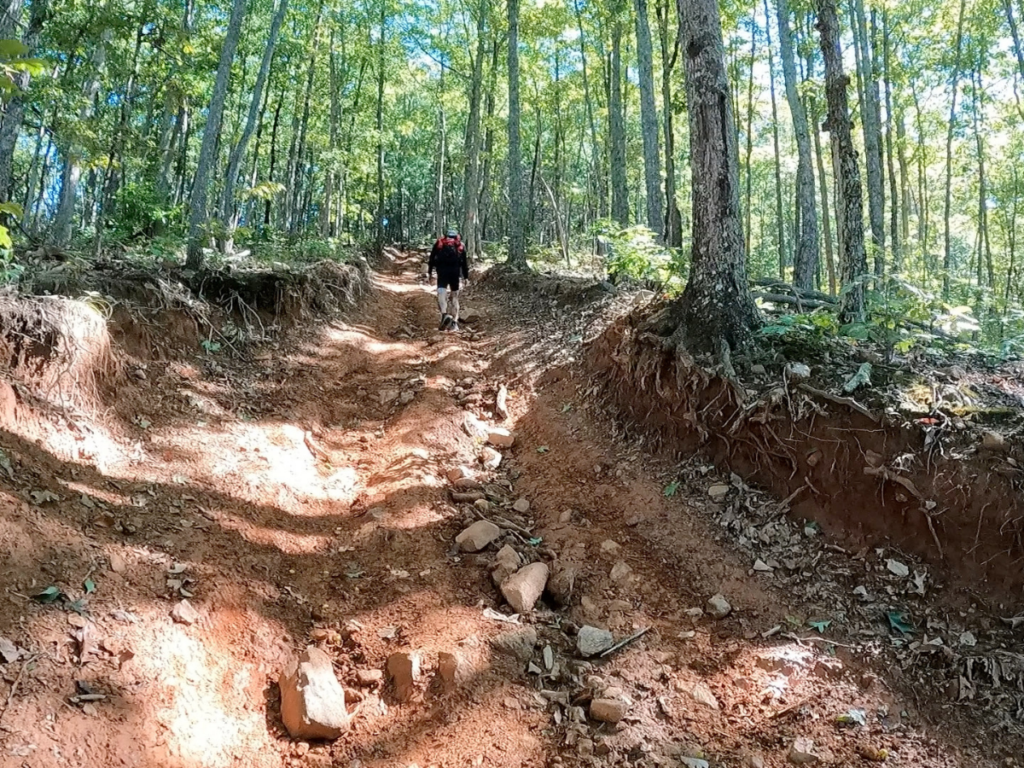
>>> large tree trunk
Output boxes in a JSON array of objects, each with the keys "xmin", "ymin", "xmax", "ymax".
[
  {"xmin": 673, "ymin": 0, "xmax": 760, "ymax": 356},
  {"xmin": 776, "ymin": 0, "xmax": 819, "ymax": 290},
  {"xmin": 220, "ymin": 0, "xmax": 288, "ymax": 246},
  {"xmin": 506, "ymin": 0, "xmax": 527, "ymax": 267},
  {"xmin": 609, "ymin": 8, "xmax": 629, "ymax": 227},
  {"xmin": 185, "ymin": 0, "xmax": 247, "ymax": 269},
  {"xmin": 817, "ymin": 0, "xmax": 868, "ymax": 320},
  {"xmin": 743, "ymin": 16, "xmax": 756, "ymax": 256},
  {"xmin": 634, "ymin": 0, "xmax": 664, "ymax": 239},
  {"xmin": 0, "ymin": 0, "xmax": 48, "ymax": 204},
  {"xmin": 656, "ymin": 0, "xmax": 682, "ymax": 248},
  {"xmin": 851, "ymin": 0, "xmax": 885, "ymax": 274}
]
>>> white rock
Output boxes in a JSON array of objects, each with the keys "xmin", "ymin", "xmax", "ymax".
[
  {"xmin": 681, "ymin": 759, "xmax": 710, "ymax": 768},
  {"xmin": 610, "ymin": 561, "xmax": 633, "ymax": 584},
  {"xmin": 886, "ymin": 559, "xmax": 910, "ymax": 578},
  {"xmin": 496, "ymin": 385, "xmax": 509, "ymax": 420},
  {"xmin": 600, "ymin": 540, "xmax": 621, "ymax": 555},
  {"xmin": 706, "ymin": 594, "xmax": 732, "ymax": 619},
  {"xmin": 491, "ymin": 544, "xmax": 522, "ymax": 586},
  {"xmin": 447, "ymin": 466, "xmax": 474, "ymax": 484},
  {"xmin": 785, "ymin": 363, "xmax": 812, "ymax": 381},
  {"xmin": 576, "ymin": 626, "xmax": 614, "ymax": 658},
  {"xmin": 491, "ymin": 628, "xmax": 537, "ymax": 661},
  {"xmin": 512, "ymin": 498, "xmax": 530, "ymax": 513},
  {"xmin": 437, "ymin": 651, "xmax": 466, "ymax": 690},
  {"xmin": 788, "ymin": 738, "xmax": 819, "ymax": 764},
  {"xmin": 280, "ymin": 647, "xmax": 350, "ymax": 739},
  {"xmin": 170, "ymin": 599, "xmax": 200, "ymax": 626},
  {"xmin": 690, "ymin": 682, "xmax": 720, "ymax": 710},
  {"xmin": 708, "ymin": 484, "xmax": 730, "ymax": 503},
  {"xmin": 399, "ymin": 390, "xmax": 415, "ymax": 404},
  {"xmin": 378, "ymin": 389, "xmax": 400, "ymax": 405},
  {"xmin": 456, "ymin": 520, "xmax": 501, "ymax": 552},
  {"xmin": 501, "ymin": 562, "xmax": 549, "ymax": 613},
  {"xmin": 480, "ymin": 447, "xmax": 502, "ymax": 470},
  {"xmin": 753, "ymin": 559, "xmax": 773, "ymax": 572}
]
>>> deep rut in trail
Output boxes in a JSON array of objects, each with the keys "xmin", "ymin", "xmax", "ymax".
[{"xmin": 0, "ymin": 251, "xmax": 1020, "ymax": 768}]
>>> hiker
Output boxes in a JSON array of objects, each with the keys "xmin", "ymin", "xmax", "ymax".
[{"xmin": 428, "ymin": 228, "xmax": 469, "ymax": 332}]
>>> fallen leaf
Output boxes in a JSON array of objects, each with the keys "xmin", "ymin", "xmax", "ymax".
[
  {"xmin": 887, "ymin": 611, "xmax": 914, "ymax": 635},
  {"xmin": 664, "ymin": 481, "xmax": 680, "ymax": 497},
  {"xmin": 30, "ymin": 489, "xmax": 60, "ymax": 505},
  {"xmin": 83, "ymin": 578, "xmax": 96, "ymax": 594},
  {"xmin": 886, "ymin": 559, "xmax": 910, "ymax": 578},
  {"xmin": 0, "ymin": 636, "xmax": 22, "ymax": 663},
  {"xmin": 67, "ymin": 614, "xmax": 88, "ymax": 628},
  {"xmin": 109, "ymin": 554, "xmax": 126, "ymax": 574},
  {"xmin": 32, "ymin": 586, "xmax": 63, "ymax": 603}
]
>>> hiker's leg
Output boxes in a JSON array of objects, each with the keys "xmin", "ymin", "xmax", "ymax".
[
  {"xmin": 437, "ymin": 285, "xmax": 448, "ymax": 315},
  {"xmin": 449, "ymin": 290, "xmax": 460, "ymax": 322}
]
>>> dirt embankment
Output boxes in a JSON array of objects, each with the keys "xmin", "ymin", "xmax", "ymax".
[{"xmin": 586, "ymin": 303, "xmax": 1024, "ymax": 604}]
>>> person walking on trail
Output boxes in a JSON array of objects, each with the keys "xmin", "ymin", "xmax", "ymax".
[{"xmin": 428, "ymin": 228, "xmax": 469, "ymax": 332}]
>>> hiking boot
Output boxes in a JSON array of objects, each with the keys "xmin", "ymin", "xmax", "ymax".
[
  {"xmin": 439, "ymin": 314, "xmax": 453, "ymax": 331},
  {"xmin": 450, "ymin": 321, "xmax": 460, "ymax": 333}
]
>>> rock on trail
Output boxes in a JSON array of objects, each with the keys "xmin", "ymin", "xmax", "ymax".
[
  {"xmin": 500, "ymin": 562, "xmax": 549, "ymax": 613},
  {"xmin": 279, "ymin": 647, "xmax": 350, "ymax": 740}
]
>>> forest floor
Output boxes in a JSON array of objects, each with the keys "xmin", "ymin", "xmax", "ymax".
[{"xmin": 0, "ymin": 249, "xmax": 1022, "ymax": 768}]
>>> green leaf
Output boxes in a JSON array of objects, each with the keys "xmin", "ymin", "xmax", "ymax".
[
  {"xmin": 887, "ymin": 610, "xmax": 914, "ymax": 635},
  {"xmin": 67, "ymin": 598, "xmax": 88, "ymax": 615},
  {"xmin": 33, "ymin": 586, "xmax": 63, "ymax": 603},
  {"xmin": 83, "ymin": 578, "xmax": 96, "ymax": 594},
  {"xmin": 808, "ymin": 619, "xmax": 832, "ymax": 633},
  {"xmin": 0, "ymin": 225, "xmax": 11, "ymax": 251},
  {"xmin": 560, "ymin": 403, "xmax": 572, "ymax": 413},
  {"xmin": 0, "ymin": 202, "xmax": 22, "ymax": 217},
  {"xmin": 0, "ymin": 39, "xmax": 29, "ymax": 58},
  {"xmin": 528, "ymin": 537, "xmax": 543, "ymax": 546},
  {"xmin": 664, "ymin": 481, "xmax": 680, "ymax": 497},
  {"xmin": 537, "ymin": 446, "xmax": 549, "ymax": 454}
]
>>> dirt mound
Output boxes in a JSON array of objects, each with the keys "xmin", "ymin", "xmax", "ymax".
[
  {"xmin": 588, "ymin": 303, "xmax": 1024, "ymax": 602},
  {"xmin": 0, "ymin": 292, "xmax": 120, "ymax": 413}
]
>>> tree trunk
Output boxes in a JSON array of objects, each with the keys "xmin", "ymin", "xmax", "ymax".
[
  {"xmin": 851, "ymin": 0, "xmax": 885, "ymax": 274},
  {"xmin": 506, "ymin": 0, "xmax": 527, "ymax": 267},
  {"xmin": 434, "ymin": 101, "xmax": 446, "ymax": 238},
  {"xmin": 221, "ymin": 0, "xmax": 288, "ymax": 244},
  {"xmin": 0, "ymin": 0, "xmax": 48, "ymax": 204},
  {"xmin": 53, "ymin": 27, "xmax": 111, "ymax": 247},
  {"xmin": 942, "ymin": 0, "xmax": 967, "ymax": 298},
  {"xmin": 743, "ymin": 14, "xmax": 756, "ymax": 256},
  {"xmin": 609, "ymin": 11, "xmax": 629, "ymax": 227},
  {"xmin": 656, "ymin": 0, "xmax": 682, "ymax": 248},
  {"xmin": 673, "ymin": 0, "xmax": 760, "ymax": 355},
  {"xmin": 375, "ymin": 2, "xmax": 387, "ymax": 253},
  {"xmin": 291, "ymin": 3, "xmax": 323, "ymax": 238},
  {"xmin": 634, "ymin": 0, "xmax": 664, "ymax": 239},
  {"xmin": 816, "ymin": 0, "xmax": 868, "ymax": 320},
  {"xmin": 186, "ymin": 0, "xmax": 247, "ymax": 269},
  {"xmin": 461, "ymin": 0, "xmax": 487, "ymax": 258},
  {"xmin": 763, "ymin": 0, "xmax": 787, "ymax": 279},
  {"xmin": 573, "ymin": 0, "xmax": 606, "ymax": 220},
  {"xmin": 881, "ymin": 10, "xmax": 900, "ymax": 272},
  {"xmin": 776, "ymin": 0, "xmax": 819, "ymax": 289}
]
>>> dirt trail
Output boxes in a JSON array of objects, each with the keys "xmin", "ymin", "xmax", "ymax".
[{"xmin": 0, "ymin": 252, "xmax": 1018, "ymax": 768}]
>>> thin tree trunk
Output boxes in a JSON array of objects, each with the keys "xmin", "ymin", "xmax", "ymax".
[
  {"xmin": 609, "ymin": 8, "xmax": 629, "ymax": 227},
  {"xmin": 634, "ymin": 0, "xmax": 664, "ymax": 239},
  {"xmin": 763, "ymin": 0, "xmax": 786, "ymax": 278},
  {"xmin": 942, "ymin": 0, "xmax": 967, "ymax": 298},
  {"xmin": 674, "ymin": 0, "xmax": 760, "ymax": 355},
  {"xmin": 434, "ymin": 100, "xmax": 447, "ymax": 238},
  {"xmin": 777, "ymin": 0, "xmax": 818, "ymax": 289},
  {"xmin": 574, "ymin": 0, "xmax": 605, "ymax": 220},
  {"xmin": 744, "ymin": 14, "xmax": 756, "ymax": 256},
  {"xmin": 657, "ymin": 0, "xmax": 682, "ymax": 248},
  {"xmin": 506, "ymin": 0, "xmax": 527, "ymax": 266},
  {"xmin": 375, "ymin": 2, "xmax": 387, "ymax": 252},
  {"xmin": 852, "ymin": 0, "xmax": 885, "ymax": 273},
  {"xmin": 881, "ymin": 9, "xmax": 900, "ymax": 272},
  {"xmin": 817, "ymin": 0, "xmax": 868, "ymax": 320},
  {"xmin": 185, "ymin": 0, "xmax": 247, "ymax": 268},
  {"xmin": 461, "ymin": 0, "xmax": 487, "ymax": 257},
  {"xmin": 812, "ymin": 101, "xmax": 837, "ymax": 295},
  {"xmin": 221, "ymin": 0, "xmax": 288, "ymax": 246}
]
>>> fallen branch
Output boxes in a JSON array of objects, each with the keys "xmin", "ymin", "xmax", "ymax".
[
  {"xmin": 0, "ymin": 654, "xmax": 36, "ymax": 729},
  {"xmin": 597, "ymin": 627, "xmax": 652, "ymax": 659},
  {"xmin": 796, "ymin": 383, "xmax": 880, "ymax": 423}
]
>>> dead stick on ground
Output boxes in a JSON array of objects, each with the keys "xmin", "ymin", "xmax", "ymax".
[
  {"xmin": 796, "ymin": 383, "xmax": 879, "ymax": 422},
  {"xmin": 0, "ymin": 654, "xmax": 36, "ymax": 728},
  {"xmin": 598, "ymin": 627, "xmax": 652, "ymax": 659}
]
